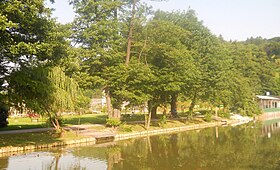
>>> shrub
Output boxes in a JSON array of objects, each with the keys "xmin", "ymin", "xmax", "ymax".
[
  {"xmin": 204, "ymin": 113, "xmax": 212, "ymax": 122},
  {"xmin": 158, "ymin": 115, "xmax": 167, "ymax": 127},
  {"xmin": 119, "ymin": 124, "xmax": 133, "ymax": 132},
  {"xmin": 106, "ymin": 118, "xmax": 121, "ymax": 128},
  {"xmin": 0, "ymin": 105, "xmax": 9, "ymax": 128},
  {"xmin": 219, "ymin": 111, "xmax": 230, "ymax": 119}
]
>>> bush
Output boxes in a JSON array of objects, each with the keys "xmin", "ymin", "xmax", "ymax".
[
  {"xmin": 219, "ymin": 111, "xmax": 230, "ymax": 119},
  {"xmin": 106, "ymin": 118, "xmax": 121, "ymax": 128},
  {"xmin": 204, "ymin": 113, "xmax": 212, "ymax": 122},
  {"xmin": 158, "ymin": 115, "xmax": 167, "ymax": 127},
  {"xmin": 0, "ymin": 105, "xmax": 9, "ymax": 128},
  {"xmin": 119, "ymin": 124, "xmax": 133, "ymax": 132}
]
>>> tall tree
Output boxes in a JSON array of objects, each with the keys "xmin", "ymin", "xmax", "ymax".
[
  {"xmin": 70, "ymin": 0, "xmax": 125, "ymax": 118},
  {"xmin": 135, "ymin": 12, "xmax": 195, "ymax": 118},
  {"xmin": 0, "ymin": 0, "xmax": 68, "ymax": 104}
]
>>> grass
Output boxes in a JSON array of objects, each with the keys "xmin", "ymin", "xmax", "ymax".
[
  {"xmin": 117, "ymin": 117, "xmax": 207, "ymax": 133},
  {"xmin": 0, "ymin": 117, "xmax": 47, "ymax": 131},
  {"xmin": 63, "ymin": 113, "xmax": 108, "ymax": 125},
  {"xmin": 1, "ymin": 113, "xmax": 206, "ymax": 131},
  {"xmin": 0, "ymin": 114, "xmax": 107, "ymax": 131},
  {"xmin": 121, "ymin": 114, "xmax": 145, "ymax": 122},
  {"xmin": 0, "ymin": 131, "xmax": 84, "ymax": 147}
]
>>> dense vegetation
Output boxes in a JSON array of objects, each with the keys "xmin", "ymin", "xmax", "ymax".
[{"xmin": 0, "ymin": 0, "xmax": 279, "ymax": 128}]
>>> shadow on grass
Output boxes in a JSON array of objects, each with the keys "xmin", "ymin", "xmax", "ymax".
[
  {"xmin": 0, "ymin": 131, "xmax": 62, "ymax": 147},
  {"xmin": 63, "ymin": 114, "xmax": 108, "ymax": 125},
  {"xmin": 0, "ymin": 124, "xmax": 47, "ymax": 131},
  {"xmin": 121, "ymin": 114, "xmax": 145, "ymax": 122}
]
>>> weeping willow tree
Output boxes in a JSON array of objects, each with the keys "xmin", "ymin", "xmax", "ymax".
[
  {"xmin": 47, "ymin": 67, "xmax": 79, "ymax": 130},
  {"xmin": 9, "ymin": 66, "xmax": 80, "ymax": 131}
]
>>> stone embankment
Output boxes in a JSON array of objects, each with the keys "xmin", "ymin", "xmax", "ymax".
[{"xmin": 0, "ymin": 120, "xmax": 239, "ymax": 155}]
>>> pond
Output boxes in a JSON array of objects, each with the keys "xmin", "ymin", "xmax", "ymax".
[{"xmin": 1, "ymin": 120, "xmax": 280, "ymax": 170}]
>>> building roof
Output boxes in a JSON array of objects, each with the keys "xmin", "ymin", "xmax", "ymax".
[{"xmin": 256, "ymin": 95, "xmax": 280, "ymax": 100}]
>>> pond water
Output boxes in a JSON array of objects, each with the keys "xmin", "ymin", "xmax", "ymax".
[{"xmin": 1, "ymin": 120, "xmax": 280, "ymax": 170}]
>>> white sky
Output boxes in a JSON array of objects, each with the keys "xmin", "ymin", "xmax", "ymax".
[{"xmin": 46, "ymin": 0, "xmax": 280, "ymax": 41}]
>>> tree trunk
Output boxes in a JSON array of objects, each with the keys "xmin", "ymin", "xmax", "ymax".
[
  {"xmin": 125, "ymin": 0, "xmax": 136, "ymax": 65},
  {"xmin": 105, "ymin": 89, "xmax": 113, "ymax": 118},
  {"xmin": 163, "ymin": 104, "xmax": 167, "ymax": 116},
  {"xmin": 151, "ymin": 106, "xmax": 157, "ymax": 119},
  {"xmin": 113, "ymin": 109, "xmax": 121, "ymax": 119},
  {"xmin": 113, "ymin": 0, "xmax": 117, "ymax": 20},
  {"xmin": 189, "ymin": 92, "xmax": 197, "ymax": 118},
  {"xmin": 171, "ymin": 94, "xmax": 178, "ymax": 117},
  {"xmin": 146, "ymin": 110, "xmax": 152, "ymax": 130},
  {"xmin": 146, "ymin": 100, "xmax": 156, "ymax": 129}
]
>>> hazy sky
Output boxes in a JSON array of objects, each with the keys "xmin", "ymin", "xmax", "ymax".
[{"xmin": 47, "ymin": 0, "xmax": 280, "ymax": 41}]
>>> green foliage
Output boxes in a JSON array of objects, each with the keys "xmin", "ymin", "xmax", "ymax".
[
  {"xmin": 204, "ymin": 113, "xmax": 212, "ymax": 122},
  {"xmin": 8, "ymin": 66, "xmax": 82, "ymax": 130},
  {"xmin": 1, "ymin": 0, "xmax": 278, "ymax": 122},
  {"xmin": 218, "ymin": 111, "xmax": 231, "ymax": 119},
  {"xmin": 119, "ymin": 124, "xmax": 133, "ymax": 133},
  {"xmin": 105, "ymin": 63, "xmax": 153, "ymax": 108},
  {"xmin": 106, "ymin": 118, "xmax": 121, "ymax": 127},
  {"xmin": 9, "ymin": 66, "xmax": 79, "ymax": 114},
  {"xmin": 0, "ymin": 0, "xmax": 68, "ymax": 103},
  {"xmin": 158, "ymin": 115, "xmax": 167, "ymax": 127}
]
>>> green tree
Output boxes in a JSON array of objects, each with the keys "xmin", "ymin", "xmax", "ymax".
[
  {"xmin": 9, "ymin": 66, "xmax": 79, "ymax": 131},
  {"xmin": 0, "ymin": 0, "xmax": 69, "ymax": 104},
  {"xmin": 70, "ymin": 0, "xmax": 126, "ymax": 118},
  {"xmin": 151, "ymin": 10, "xmax": 232, "ymax": 117}
]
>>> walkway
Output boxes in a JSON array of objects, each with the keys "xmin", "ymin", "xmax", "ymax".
[{"xmin": 65, "ymin": 125, "xmax": 116, "ymax": 139}]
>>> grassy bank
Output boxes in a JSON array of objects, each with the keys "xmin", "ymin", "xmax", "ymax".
[
  {"xmin": 0, "ymin": 117, "xmax": 47, "ymax": 131},
  {"xmin": 0, "ymin": 115, "xmax": 209, "ymax": 148},
  {"xmin": 0, "ymin": 131, "xmax": 85, "ymax": 147},
  {"xmin": 0, "ymin": 114, "xmax": 108, "ymax": 131}
]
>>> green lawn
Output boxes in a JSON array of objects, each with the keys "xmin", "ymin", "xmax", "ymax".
[
  {"xmin": 0, "ymin": 131, "xmax": 84, "ymax": 147},
  {"xmin": 63, "ymin": 113, "xmax": 108, "ymax": 125},
  {"xmin": 0, "ymin": 114, "xmax": 108, "ymax": 131},
  {"xmin": 0, "ymin": 117, "xmax": 47, "ymax": 131},
  {"xmin": 1, "ymin": 113, "xmax": 201, "ymax": 132}
]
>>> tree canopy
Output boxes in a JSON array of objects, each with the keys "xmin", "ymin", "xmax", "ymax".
[{"xmin": 1, "ymin": 0, "xmax": 279, "ymax": 125}]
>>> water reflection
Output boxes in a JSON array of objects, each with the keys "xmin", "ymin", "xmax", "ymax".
[
  {"xmin": 2, "ymin": 121, "xmax": 280, "ymax": 170},
  {"xmin": 262, "ymin": 120, "xmax": 280, "ymax": 138},
  {"xmin": 0, "ymin": 149, "xmax": 107, "ymax": 170}
]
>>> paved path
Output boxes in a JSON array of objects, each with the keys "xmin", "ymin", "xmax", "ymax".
[
  {"xmin": 0, "ymin": 128, "xmax": 54, "ymax": 135},
  {"xmin": 65, "ymin": 125, "xmax": 116, "ymax": 138}
]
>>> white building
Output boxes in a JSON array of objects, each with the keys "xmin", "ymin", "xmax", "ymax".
[{"xmin": 256, "ymin": 95, "xmax": 280, "ymax": 109}]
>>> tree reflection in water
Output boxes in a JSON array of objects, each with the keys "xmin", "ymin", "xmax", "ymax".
[{"xmin": 106, "ymin": 122, "xmax": 280, "ymax": 170}]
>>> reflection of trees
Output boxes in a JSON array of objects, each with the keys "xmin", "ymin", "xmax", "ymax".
[
  {"xmin": 107, "ymin": 146, "xmax": 122, "ymax": 170},
  {"xmin": 46, "ymin": 122, "xmax": 280, "ymax": 169},
  {"xmin": 0, "ymin": 157, "xmax": 9, "ymax": 170},
  {"xmin": 107, "ymin": 122, "xmax": 280, "ymax": 169},
  {"xmin": 42, "ymin": 149, "xmax": 64, "ymax": 169}
]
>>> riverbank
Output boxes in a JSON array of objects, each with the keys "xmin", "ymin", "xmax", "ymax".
[{"xmin": 0, "ymin": 119, "xmax": 242, "ymax": 156}]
